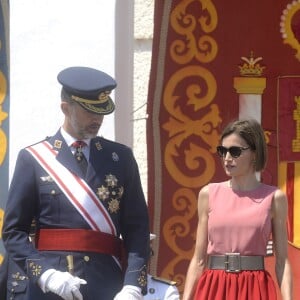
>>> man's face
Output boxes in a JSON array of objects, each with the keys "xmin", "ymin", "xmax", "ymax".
[{"xmin": 62, "ymin": 101, "xmax": 105, "ymax": 139}]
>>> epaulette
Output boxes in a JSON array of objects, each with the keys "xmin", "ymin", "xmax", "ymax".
[
  {"xmin": 151, "ymin": 276, "xmax": 177, "ymax": 286},
  {"xmin": 26, "ymin": 137, "xmax": 51, "ymax": 148}
]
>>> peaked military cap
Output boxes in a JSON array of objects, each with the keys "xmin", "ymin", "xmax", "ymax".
[{"xmin": 57, "ymin": 66, "xmax": 117, "ymax": 115}]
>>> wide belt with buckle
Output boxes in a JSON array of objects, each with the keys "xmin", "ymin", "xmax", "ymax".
[
  {"xmin": 207, "ymin": 253, "xmax": 265, "ymax": 273},
  {"xmin": 36, "ymin": 229, "xmax": 122, "ymax": 258}
]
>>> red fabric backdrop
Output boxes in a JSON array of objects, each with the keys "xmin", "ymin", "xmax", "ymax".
[{"xmin": 147, "ymin": 0, "xmax": 300, "ymax": 297}]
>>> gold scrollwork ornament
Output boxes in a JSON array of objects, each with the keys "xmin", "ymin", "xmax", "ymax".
[{"xmin": 280, "ymin": 1, "xmax": 300, "ymax": 61}]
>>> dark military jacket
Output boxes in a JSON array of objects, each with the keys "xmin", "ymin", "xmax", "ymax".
[{"xmin": 2, "ymin": 130, "xmax": 149, "ymax": 299}]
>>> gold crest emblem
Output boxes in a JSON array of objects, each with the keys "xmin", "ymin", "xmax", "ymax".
[{"xmin": 98, "ymin": 91, "xmax": 111, "ymax": 102}]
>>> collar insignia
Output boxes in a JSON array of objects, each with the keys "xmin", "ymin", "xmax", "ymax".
[
  {"xmin": 95, "ymin": 142, "xmax": 102, "ymax": 150},
  {"xmin": 54, "ymin": 140, "xmax": 62, "ymax": 149}
]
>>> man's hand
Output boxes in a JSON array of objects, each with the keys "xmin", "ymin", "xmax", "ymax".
[
  {"xmin": 114, "ymin": 285, "xmax": 143, "ymax": 300},
  {"xmin": 38, "ymin": 269, "xmax": 87, "ymax": 300}
]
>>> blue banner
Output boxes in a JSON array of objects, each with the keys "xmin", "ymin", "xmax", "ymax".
[{"xmin": 0, "ymin": 0, "xmax": 9, "ymax": 260}]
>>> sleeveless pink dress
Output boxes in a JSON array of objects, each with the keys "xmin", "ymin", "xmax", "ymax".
[{"xmin": 194, "ymin": 182, "xmax": 278, "ymax": 300}]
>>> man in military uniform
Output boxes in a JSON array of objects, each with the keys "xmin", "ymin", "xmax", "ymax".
[
  {"xmin": 145, "ymin": 234, "xmax": 180, "ymax": 300},
  {"xmin": 2, "ymin": 66, "xmax": 149, "ymax": 300}
]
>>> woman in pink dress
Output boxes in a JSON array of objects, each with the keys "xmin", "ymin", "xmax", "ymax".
[{"xmin": 182, "ymin": 119, "xmax": 293, "ymax": 300}]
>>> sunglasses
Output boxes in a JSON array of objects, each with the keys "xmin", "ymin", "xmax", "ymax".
[{"xmin": 216, "ymin": 146, "xmax": 250, "ymax": 158}]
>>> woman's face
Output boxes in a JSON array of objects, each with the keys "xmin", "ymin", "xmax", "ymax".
[{"xmin": 220, "ymin": 133, "xmax": 256, "ymax": 178}]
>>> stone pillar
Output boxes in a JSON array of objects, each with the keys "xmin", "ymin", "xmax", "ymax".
[
  {"xmin": 233, "ymin": 77, "xmax": 266, "ymax": 123},
  {"xmin": 233, "ymin": 53, "xmax": 266, "ymax": 180}
]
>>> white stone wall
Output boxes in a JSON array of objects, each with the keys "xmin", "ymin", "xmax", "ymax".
[
  {"xmin": 133, "ymin": 0, "xmax": 154, "ymax": 198},
  {"xmin": 8, "ymin": 0, "xmax": 154, "ymax": 200},
  {"xmin": 9, "ymin": 0, "xmax": 116, "ymax": 177}
]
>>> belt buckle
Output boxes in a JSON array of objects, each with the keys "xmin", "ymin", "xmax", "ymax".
[{"xmin": 225, "ymin": 252, "xmax": 241, "ymax": 273}]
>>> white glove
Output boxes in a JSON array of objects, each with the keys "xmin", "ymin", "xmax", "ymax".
[
  {"xmin": 114, "ymin": 285, "xmax": 143, "ymax": 300},
  {"xmin": 38, "ymin": 269, "xmax": 87, "ymax": 300}
]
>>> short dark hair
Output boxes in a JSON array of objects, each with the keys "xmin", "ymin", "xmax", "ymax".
[{"xmin": 220, "ymin": 119, "xmax": 267, "ymax": 171}]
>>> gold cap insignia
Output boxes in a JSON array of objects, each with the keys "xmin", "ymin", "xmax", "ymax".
[{"xmin": 71, "ymin": 90, "xmax": 111, "ymax": 105}]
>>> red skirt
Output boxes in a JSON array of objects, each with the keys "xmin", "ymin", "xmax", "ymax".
[{"xmin": 194, "ymin": 269, "xmax": 277, "ymax": 300}]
